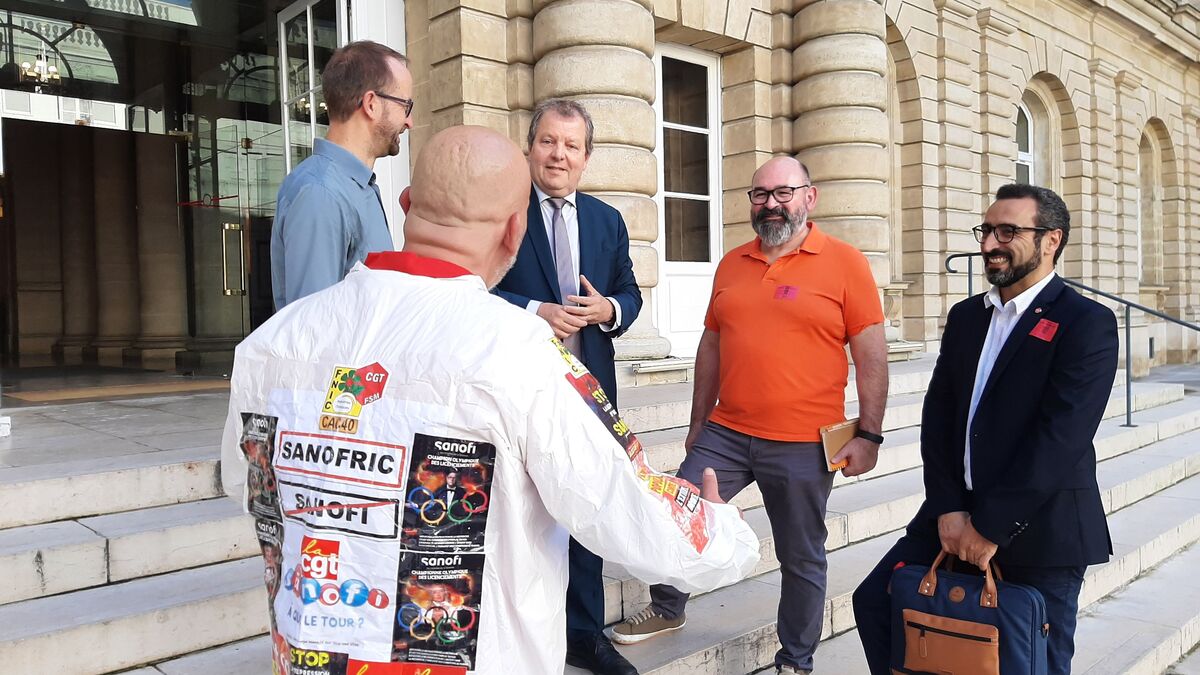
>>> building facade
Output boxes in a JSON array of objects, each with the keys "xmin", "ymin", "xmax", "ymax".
[{"xmin": 1, "ymin": 0, "xmax": 1198, "ymax": 375}]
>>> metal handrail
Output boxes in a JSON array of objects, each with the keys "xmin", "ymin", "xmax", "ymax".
[{"xmin": 945, "ymin": 252, "xmax": 1200, "ymax": 427}]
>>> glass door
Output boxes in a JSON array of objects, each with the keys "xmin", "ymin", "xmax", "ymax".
[
  {"xmin": 279, "ymin": 0, "xmax": 348, "ymax": 172},
  {"xmin": 652, "ymin": 45, "xmax": 723, "ymax": 358}
]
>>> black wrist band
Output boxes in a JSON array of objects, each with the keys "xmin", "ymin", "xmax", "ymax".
[{"xmin": 855, "ymin": 428, "xmax": 884, "ymax": 444}]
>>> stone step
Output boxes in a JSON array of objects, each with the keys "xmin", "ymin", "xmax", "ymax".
[
  {"xmin": 130, "ymin": 635, "xmax": 272, "ymax": 675},
  {"xmin": 0, "ymin": 446, "xmax": 223, "ymax": 529},
  {"xmin": 1169, "ymin": 644, "xmax": 1200, "ymax": 673},
  {"xmin": 0, "ymin": 497, "xmax": 256, "ymax": 606},
  {"xmin": 619, "ymin": 357, "xmax": 939, "ymax": 435},
  {"xmin": 631, "ymin": 375, "xmax": 1178, "ymax": 475},
  {"xmin": 598, "ymin": 471, "xmax": 1200, "ymax": 675},
  {"xmin": 1071, "ymin": 541, "xmax": 1200, "ymax": 675},
  {"xmin": 700, "ymin": 391, "xmax": 1200, "ymax": 528},
  {"xmin": 0, "ymin": 557, "xmax": 268, "ymax": 673},
  {"xmin": 598, "ymin": 423, "xmax": 1200, "ymax": 627}
]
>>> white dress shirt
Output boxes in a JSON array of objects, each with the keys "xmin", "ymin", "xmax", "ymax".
[
  {"xmin": 525, "ymin": 184, "xmax": 621, "ymax": 332},
  {"xmin": 964, "ymin": 271, "xmax": 1057, "ymax": 490}
]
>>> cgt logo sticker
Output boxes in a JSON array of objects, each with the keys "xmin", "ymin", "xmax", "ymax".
[
  {"xmin": 321, "ymin": 363, "xmax": 389, "ymax": 435},
  {"xmin": 300, "ymin": 536, "xmax": 341, "ymax": 581}
]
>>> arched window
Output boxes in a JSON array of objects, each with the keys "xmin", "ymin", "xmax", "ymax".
[{"xmin": 1015, "ymin": 103, "xmax": 1034, "ymax": 184}]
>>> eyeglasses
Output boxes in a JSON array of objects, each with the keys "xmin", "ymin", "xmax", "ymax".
[
  {"xmin": 747, "ymin": 185, "xmax": 811, "ymax": 205},
  {"xmin": 366, "ymin": 91, "xmax": 414, "ymax": 117},
  {"xmin": 972, "ymin": 224, "xmax": 1051, "ymax": 243}
]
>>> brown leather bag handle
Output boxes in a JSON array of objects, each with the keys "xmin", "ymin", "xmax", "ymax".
[{"xmin": 917, "ymin": 551, "xmax": 1000, "ymax": 608}]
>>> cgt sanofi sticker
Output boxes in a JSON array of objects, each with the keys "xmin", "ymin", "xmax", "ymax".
[{"xmin": 321, "ymin": 363, "xmax": 390, "ymax": 435}]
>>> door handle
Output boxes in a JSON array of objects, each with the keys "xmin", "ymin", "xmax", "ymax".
[{"xmin": 222, "ymin": 222, "xmax": 247, "ymax": 297}]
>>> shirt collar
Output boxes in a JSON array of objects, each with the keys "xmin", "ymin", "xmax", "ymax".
[
  {"xmin": 314, "ymin": 138, "xmax": 376, "ymax": 189},
  {"xmin": 983, "ymin": 270, "xmax": 1057, "ymax": 313},
  {"xmin": 364, "ymin": 252, "xmax": 472, "ymax": 278},
  {"xmin": 533, "ymin": 183, "xmax": 577, "ymax": 209},
  {"xmin": 744, "ymin": 222, "xmax": 825, "ymax": 262}
]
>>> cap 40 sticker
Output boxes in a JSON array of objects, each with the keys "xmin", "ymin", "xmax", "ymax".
[{"xmin": 321, "ymin": 363, "xmax": 389, "ymax": 435}]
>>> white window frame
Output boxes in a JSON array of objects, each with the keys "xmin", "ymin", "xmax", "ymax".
[
  {"xmin": 651, "ymin": 43, "xmax": 722, "ymax": 357},
  {"xmin": 279, "ymin": 0, "xmax": 350, "ymax": 173},
  {"xmin": 652, "ymin": 44, "xmax": 722, "ymax": 268},
  {"xmin": 1015, "ymin": 102, "xmax": 1034, "ymax": 184}
]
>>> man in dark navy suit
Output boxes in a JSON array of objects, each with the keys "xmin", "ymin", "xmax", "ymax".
[
  {"xmin": 495, "ymin": 98, "xmax": 642, "ymax": 675},
  {"xmin": 852, "ymin": 184, "xmax": 1119, "ymax": 675}
]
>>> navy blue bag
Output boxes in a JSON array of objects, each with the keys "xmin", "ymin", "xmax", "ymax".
[{"xmin": 889, "ymin": 551, "xmax": 1049, "ymax": 675}]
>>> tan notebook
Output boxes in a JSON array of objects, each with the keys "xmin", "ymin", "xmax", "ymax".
[{"xmin": 819, "ymin": 418, "xmax": 857, "ymax": 472}]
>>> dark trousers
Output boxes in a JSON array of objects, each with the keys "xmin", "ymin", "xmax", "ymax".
[
  {"xmin": 648, "ymin": 422, "xmax": 834, "ymax": 671},
  {"xmin": 567, "ymin": 537, "xmax": 606, "ymax": 641},
  {"xmin": 852, "ymin": 534, "xmax": 1086, "ymax": 675}
]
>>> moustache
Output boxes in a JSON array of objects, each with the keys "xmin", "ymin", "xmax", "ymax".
[{"xmin": 754, "ymin": 207, "xmax": 788, "ymax": 224}]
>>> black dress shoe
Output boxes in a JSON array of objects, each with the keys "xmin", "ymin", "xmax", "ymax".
[{"xmin": 565, "ymin": 632, "xmax": 639, "ymax": 675}]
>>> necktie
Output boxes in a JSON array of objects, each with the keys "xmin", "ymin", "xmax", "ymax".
[{"xmin": 548, "ymin": 198, "xmax": 581, "ymax": 356}]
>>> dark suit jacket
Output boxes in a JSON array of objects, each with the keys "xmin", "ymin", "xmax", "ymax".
[
  {"xmin": 494, "ymin": 190, "xmax": 642, "ymax": 405},
  {"xmin": 908, "ymin": 275, "xmax": 1119, "ymax": 567}
]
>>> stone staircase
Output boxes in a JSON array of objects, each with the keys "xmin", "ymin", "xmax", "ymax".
[{"xmin": 1, "ymin": 357, "xmax": 1199, "ymax": 673}]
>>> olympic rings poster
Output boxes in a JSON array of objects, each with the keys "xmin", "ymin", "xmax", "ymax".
[
  {"xmin": 389, "ymin": 432, "xmax": 495, "ymax": 669},
  {"xmin": 390, "ymin": 552, "xmax": 484, "ymax": 667},
  {"xmin": 401, "ymin": 433, "xmax": 495, "ymax": 553}
]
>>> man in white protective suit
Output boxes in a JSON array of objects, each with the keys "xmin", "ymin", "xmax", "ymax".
[{"xmin": 221, "ymin": 125, "xmax": 760, "ymax": 675}]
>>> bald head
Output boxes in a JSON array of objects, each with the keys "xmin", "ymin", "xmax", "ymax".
[
  {"xmin": 752, "ymin": 156, "xmax": 809, "ymax": 187},
  {"xmin": 403, "ymin": 126, "xmax": 531, "ymax": 287}
]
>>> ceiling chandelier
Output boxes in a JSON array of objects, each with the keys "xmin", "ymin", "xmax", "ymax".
[{"xmin": 19, "ymin": 47, "xmax": 63, "ymax": 94}]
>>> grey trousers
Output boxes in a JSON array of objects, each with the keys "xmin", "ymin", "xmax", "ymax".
[{"xmin": 649, "ymin": 421, "xmax": 835, "ymax": 672}]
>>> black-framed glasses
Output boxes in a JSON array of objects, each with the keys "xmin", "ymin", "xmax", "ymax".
[
  {"xmin": 747, "ymin": 185, "xmax": 811, "ymax": 205},
  {"xmin": 366, "ymin": 91, "xmax": 414, "ymax": 117},
  {"xmin": 972, "ymin": 224, "xmax": 1051, "ymax": 243}
]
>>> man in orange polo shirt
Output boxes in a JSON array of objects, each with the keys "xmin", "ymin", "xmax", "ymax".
[{"xmin": 612, "ymin": 156, "xmax": 889, "ymax": 674}]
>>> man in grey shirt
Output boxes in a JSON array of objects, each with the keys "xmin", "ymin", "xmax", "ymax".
[{"xmin": 271, "ymin": 40, "xmax": 414, "ymax": 309}]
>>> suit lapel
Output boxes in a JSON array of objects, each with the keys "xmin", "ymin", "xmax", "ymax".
[
  {"xmin": 978, "ymin": 275, "xmax": 1066, "ymax": 404},
  {"xmin": 576, "ymin": 197, "xmax": 598, "ymax": 287},
  {"xmin": 525, "ymin": 192, "xmax": 562, "ymax": 302},
  {"xmin": 960, "ymin": 297, "xmax": 992, "ymax": 400}
]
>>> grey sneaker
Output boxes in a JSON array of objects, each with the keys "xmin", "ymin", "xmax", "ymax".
[
  {"xmin": 776, "ymin": 666, "xmax": 811, "ymax": 675},
  {"xmin": 610, "ymin": 606, "xmax": 686, "ymax": 644}
]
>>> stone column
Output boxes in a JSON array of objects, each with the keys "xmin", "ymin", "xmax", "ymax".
[
  {"xmin": 87, "ymin": 130, "xmax": 140, "ymax": 364},
  {"xmin": 1113, "ymin": 70, "xmax": 1144, "ymax": 300},
  {"xmin": 55, "ymin": 125, "xmax": 98, "ymax": 363},
  {"xmin": 1166, "ymin": 106, "xmax": 1199, "ymax": 361},
  {"xmin": 1113, "ymin": 69, "xmax": 1148, "ymax": 374},
  {"xmin": 426, "ymin": 0, "xmax": 513, "ymax": 138},
  {"xmin": 723, "ymin": 46, "xmax": 777, "ymax": 248},
  {"xmin": 533, "ymin": 0, "xmax": 669, "ymax": 359},
  {"xmin": 1088, "ymin": 59, "xmax": 1122, "ymax": 295},
  {"xmin": 126, "ymin": 133, "xmax": 189, "ymax": 365},
  {"xmin": 976, "ymin": 9, "xmax": 1017, "ymax": 202},
  {"xmin": 792, "ymin": 0, "xmax": 891, "ymax": 288},
  {"xmin": 932, "ymin": 0, "xmax": 981, "ymax": 312}
]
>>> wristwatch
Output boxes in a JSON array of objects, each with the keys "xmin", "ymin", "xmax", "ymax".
[{"xmin": 855, "ymin": 428, "xmax": 885, "ymax": 444}]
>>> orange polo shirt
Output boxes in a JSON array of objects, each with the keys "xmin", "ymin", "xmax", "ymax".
[{"xmin": 704, "ymin": 224, "xmax": 884, "ymax": 442}]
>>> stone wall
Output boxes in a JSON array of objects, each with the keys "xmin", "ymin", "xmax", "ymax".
[{"xmin": 415, "ymin": 0, "xmax": 1200, "ymax": 365}]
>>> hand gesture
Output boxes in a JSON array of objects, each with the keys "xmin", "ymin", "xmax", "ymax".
[
  {"xmin": 565, "ymin": 275, "xmax": 615, "ymax": 325},
  {"xmin": 535, "ymin": 302, "xmax": 587, "ymax": 340}
]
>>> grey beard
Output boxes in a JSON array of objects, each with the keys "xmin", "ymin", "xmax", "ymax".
[{"xmin": 752, "ymin": 207, "xmax": 805, "ymax": 248}]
